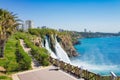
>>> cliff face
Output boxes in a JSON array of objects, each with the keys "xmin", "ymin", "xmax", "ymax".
[
  {"xmin": 69, "ymin": 31, "xmax": 82, "ymax": 45},
  {"xmin": 49, "ymin": 35, "xmax": 56, "ymax": 53},
  {"xmin": 45, "ymin": 34, "xmax": 78, "ymax": 57},
  {"xmin": 57, "ymin": 34, "xmax": 78, "ymax": 57},
  {"xmin": 32, "ymin": 37, "xmax": 43, "ymax": 47},
  {"xmin": 28, "ymin": 28, "xmax": 78, "ymax": 57}
]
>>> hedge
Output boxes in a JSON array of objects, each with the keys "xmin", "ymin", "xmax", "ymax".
[
  {"xmin": 24, "ymin": 38, "xmax": 49, "ymax": 66},
  {"xmin": 15, "ymin": 40, "xmax": 31, "ymax": 70},
  {"xmin": 15, "ymin": 32, "xmax": 50, "ymax": 66},
  {"xmin": 2, "ymin": 35, "xmax": 19, "ymax": 72},
  {"xmin": 0, "ymin": 76, "xmax": 12, "ymax": 80},
  {"xmin": 31, "ymin": 46, "xmax": 49, "ymax": 66}
]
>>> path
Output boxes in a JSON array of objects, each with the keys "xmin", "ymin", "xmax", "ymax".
[
  {"xmin": 12, "ymin": 39, "xmax": 85, "ymax": 80},
  {"xmin": 13, "ymin": 66, "xmax": 84, "ymax": 80},
  {"xmin": 20, "ymin": 39, "xmax": 41, "ymax": 69}
]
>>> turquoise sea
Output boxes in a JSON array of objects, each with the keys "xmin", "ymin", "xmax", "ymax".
[{"xmin": 72, "ymin": 36, "xmax": 120, "ymax": 76}]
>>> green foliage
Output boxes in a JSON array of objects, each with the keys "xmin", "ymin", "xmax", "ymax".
[
  {"xmin": 0, "ymin": 33, "xmax": 31, "ymax": 73},
  {"xmin": 24, "ymin": 38, "xmax": 33, "ymax": 48},
  {"xmin": 15, "ymin": 41, "xmax": 31, "ymax": 70},
  {"xmin": 25, "ymin": 38, "xmax": 50, "ymax": 66},
  {"xmin": 0, "ymin": 9, "xmax": 19, "ymax": 39},
  {"xmin": 30, "ymin": 46, "xmax": 49, "ymax": 66},
  {"xmin": 4, "ymin": 60, "xmax": 19, "ymax": 72},
  {"xmin": 14, "ymin": 32, "xmax": 27, "ymax": 39},
  {"xmin": 0, "ymin": 8, "xmax": 19, "ymax": 57},
  {"xmin": 0, "ymin": 76, "xmax": 12, "ymax": 80},
  {"xmin": 28, "ymin": 28, "xmax": 59, "ymax": 53},
  {"xmin": 0, "ymin": 35, "xmax": 19, "ymax": 72},
  {"xmin": 15, "ymin": 32, "xmax": 50, "ymax": 66},
  {"xmin": 28, "ymin": 28, "xmax": 57, "ymax": 39}
]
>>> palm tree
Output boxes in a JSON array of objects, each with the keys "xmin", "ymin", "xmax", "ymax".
[{"xmin": 0, "ymin": 9, "xmax": 19, "ymax": 57}]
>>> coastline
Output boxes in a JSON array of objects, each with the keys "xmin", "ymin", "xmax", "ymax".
[{"xmin": 72, "ymin": 36, "xmax": 120, "ymax": 76}]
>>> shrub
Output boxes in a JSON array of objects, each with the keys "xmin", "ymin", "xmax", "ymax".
[
  {"xmin": 0, "ymin": 76, "xmax": 12, "ymax": 80},
  {"xmin": 30, "ymin": 45, "xmax": 50, "ymax": 66},
  {"xmin": 15, "ymin": 41, "xmax": 31, "ymax": 70},
  {"xmin": 1, "ymin": 35, "xmax": 19, "ymax": 72},
  {"xmin": 15, "ymin": 32, "xmax": 50, "ymax": 66},
  {"xmin": 4, "ymin": 60, "xmax": 19, "ymax": 72}
]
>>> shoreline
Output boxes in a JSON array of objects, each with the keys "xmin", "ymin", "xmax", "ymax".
[{"xmin": 72, "ymin": 36, "xmax": 120, "ymax": 76}]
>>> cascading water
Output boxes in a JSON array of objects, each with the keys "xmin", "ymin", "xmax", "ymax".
[
  {"xmin": 41, "ymin": 40, "xmax": 44, "ymax": 47},
  {"xmin": 45, "ymin": 38, "xmax": 57, "ymax": 59},
  {"xmin": 55, "ymin": 37, "xmax": 71, "ymax": 63}
]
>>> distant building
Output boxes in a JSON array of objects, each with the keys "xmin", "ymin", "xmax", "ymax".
[
  {"xmin": 25, "ymin": 20, "xmax": 33, "ymax": 28},
  {"xmin": 16, "ymin": 22, "xmax": 24, "ymax": 31},
  {"xmin": 118, "ymin": 32, "xmax": 120, "ymax": 34},
  {"xmin": 24, "ymin": 20, "xmax": 34, "ymax": 31},
  {"xmin": 89, "ymin": 30, "xmax": 91, "ymax": 33},
  {"xmin": 59, "ymin": 29, "xmax": 64, "ymax": 32},
  {"xmin": 19, "ymin": 24, "xmax": 24, "ymax": 31},
  {"xmin": 84, "ymin": 28, "xmax": 87, "ymax": 32},
  {"xmin": 37, "ymin": 26, "xmax": 40, "ymax": 29},
  {"xmin": 41, "ymin": 26, "xmax": 47, "ymax": 29}
]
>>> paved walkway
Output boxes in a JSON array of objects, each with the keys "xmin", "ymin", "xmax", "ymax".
[
  {"xmin": 14, "ymin": 39, "xmax": 84, "ymax": 80},
  {"xmin": 20, "ymin": 39, "xmax": 41, "ymax": 69},
  {"xmin": 13, "ymin": 66, "xmax": 84, "ymax": 80}
]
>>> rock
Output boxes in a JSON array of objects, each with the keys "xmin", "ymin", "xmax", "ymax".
[
  {"xmin": 32, "ymin": 37, "xmax": 42, "ymax": 47},
  {"xmin": 49, "ymin": 35, "xmax": 56, "ymax": 53},
  {"xmin": 73, "ymin": 40, "xmax": 81, "ymax": 45},
  {"xmin": 57, "ymin": 34, "xmax": 78, "ymax": 57},
  {"xmin": 0, "ymin": 66, "xmax": 6, "ymax": 73}
]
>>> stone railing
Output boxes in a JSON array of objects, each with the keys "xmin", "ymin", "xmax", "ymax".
[{"xmin": 49, "ymin": 57, "xmax": 120, "ymax": 80}]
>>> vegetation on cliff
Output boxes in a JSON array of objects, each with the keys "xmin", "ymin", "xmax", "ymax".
[
  {"xmin": 0, "ymin": 31, "xmax": 50, "ymax": 79},
  {"xmin": 0, "ymin": 76, "xmax": 12, "ymax": 80},
  {"xmin": 69, "ymin": 31, "xmax": 82, "ymax": 45},
  {"xmin": 15, "ymin": 40, "xmax": 31, "ymax": 70},
  {"xmin": 57, "ymin": 31, "xmax": 78, "ymax": 56},
  {"xmin": 15, "ymin": 32, "xmax": 50, "ymax": 66},
  {"xmin": 0, "ymin": 33, "xmax": 31, "ymax": 72},
  {"xmin": 28, "ymin": 28, "xmax": 78, "ymax": 57},
  {"xmin": 0, "ymin": 27, "xmax": 77, "ymax": 73}
]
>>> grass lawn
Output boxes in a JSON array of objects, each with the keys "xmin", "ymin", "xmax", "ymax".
[
  {"xmin": 0, "ymin": 32, "xmax": 32, "ymax": 80},
  {"xmin": 0, "ymin": 76, "xmax": 12, "ymax": 80},
  {"xmin": 0, "ymin": 34, "xmax": 17, "ymax": 69},
  {"xmin": 0, "ymin": 34, "xmax": 18, "ymax": 80}
]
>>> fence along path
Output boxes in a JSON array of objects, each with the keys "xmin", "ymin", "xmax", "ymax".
[{"xmin": 49, "ymin": 57, "xmax": 120, "ymax": 80}]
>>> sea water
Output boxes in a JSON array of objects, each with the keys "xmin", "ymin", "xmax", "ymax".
[{"xmin": 71, "ymin": 36, "xmax": 120, "ymax": 76}]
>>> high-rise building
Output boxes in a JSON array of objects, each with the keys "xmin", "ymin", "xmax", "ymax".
[
  {"xmin": 25, "ymin": 20, "xmax": 34, "ymax": 31},
  {"xmin": 25, "ymin": 20, "xmax": 33, "ymax": 28},
  {"xmin": 84, "ymin": 28, "xmax": 87, "ymax": 32},
  {"xmin": 41, "ymin": 26, "xmax": 47, "ymax": 29},
  {"xmin": 16, "ymin": 21, "xmax": 24, "ymax": 31}
]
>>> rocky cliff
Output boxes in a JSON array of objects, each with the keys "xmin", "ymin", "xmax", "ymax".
[
  {"xmin": 57, "ymin": 34, "xmax": 78, "ymax": 57},
  {"xmin": 28, "ymin": 28, "xmax": 78, "ymax": 57}
]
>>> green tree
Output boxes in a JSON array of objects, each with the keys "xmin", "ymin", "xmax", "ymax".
[{"xmin": 0, "ymin": 9, "xmax": 19, "ymax": 57}]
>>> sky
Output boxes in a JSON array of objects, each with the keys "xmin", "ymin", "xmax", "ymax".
[{"xmin": 0, "ymin": 0, "xmax": 120, "ymax": 33}]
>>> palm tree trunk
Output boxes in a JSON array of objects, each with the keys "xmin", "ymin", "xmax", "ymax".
[{"xmin": 0, "ymin": 40, "xmax": 5, "ymax": 58}]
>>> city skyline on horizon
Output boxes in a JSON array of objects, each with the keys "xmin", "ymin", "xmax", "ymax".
[{"xmin": 0, "ymin": 0, "xmax": 120, "ymax": 33}]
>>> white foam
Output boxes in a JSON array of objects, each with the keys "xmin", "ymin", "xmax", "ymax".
[
  {"xmin": 71, "ymin": 59, "xmax": 119, "ymax": 72},
  {"xmin": 55, "ymin": 38, "xmax": 71, "ymax": 63},
  {"xmin": 45, "ymin": 38, "xmax": 57, "ymax": 59}
]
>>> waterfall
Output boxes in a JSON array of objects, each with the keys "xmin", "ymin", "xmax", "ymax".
[
  {"xmin": 44, "ymin": 35, "xmax": 71, "ymax": 64},
  {"xmin": 41, "ymin": 40, "xmax": 44, "ymax": 47},
  {"xmin": 45, "ymin": 38, "xmax": 57, "ymax": 59},
  {"xmin": 55, "ymin": 38, "xmax": 71, "ymax": 63}
]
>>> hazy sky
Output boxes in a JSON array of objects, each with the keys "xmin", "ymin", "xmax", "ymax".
[{"xmin": 0, "ymin": 0, "xmax": 120, "ymax": 32}]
